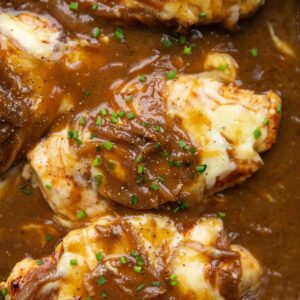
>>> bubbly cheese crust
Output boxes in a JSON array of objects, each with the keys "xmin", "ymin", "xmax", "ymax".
[{"xmin": 2, "ymin": 214, "xmax": 262, "ymax": 300}]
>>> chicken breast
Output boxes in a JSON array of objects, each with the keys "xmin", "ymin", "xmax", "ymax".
[
  {"xmin": 0, "ymin": 12, "xmax": 106, "ymax": 174},
  {"xmin": 1, "ymin": 213, "xmax": 262, "ymax": 300},
  {"xmin": 27, "ymin": 53, "xmax": 281, "ymax": 225},
  {"xmin": 79, "ymin": 0, "xmax": 265, "ymax": 28},
  {"xmin": 0, "ymin": 12, "xmax": 64, "ymax": 173}
]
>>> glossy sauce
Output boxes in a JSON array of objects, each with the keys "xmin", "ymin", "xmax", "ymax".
[{"xmin": 0, "ymin": 1, "xmax": 299, "ymax": 299}]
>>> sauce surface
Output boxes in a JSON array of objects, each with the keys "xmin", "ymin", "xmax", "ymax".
[{"xmin": 0, "ymin": 1, "xmax": 299, "ymax": 299}]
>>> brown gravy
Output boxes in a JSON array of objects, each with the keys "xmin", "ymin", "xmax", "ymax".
[{"xmin": 0, "ymin": 1, "xmax": 299, "ymax": 299}]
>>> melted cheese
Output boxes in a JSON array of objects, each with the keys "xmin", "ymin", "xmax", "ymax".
[
  {"xmin": 167, "ymin": 74, "xmax": 280, "ymax": 191},
  {"xmin": 3, "ymin": 214, "xmax": 263, "ymax": 299},
  {"xmin": 0, "ymin": 13, "xmax": 63, "ymax": 59}
]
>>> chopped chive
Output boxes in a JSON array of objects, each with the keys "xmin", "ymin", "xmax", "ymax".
[
  {"xmin": 69, "ymin": 2, "xmax": 78, "ymax": 11},
  {"xmin": 137, "ymin": 165, "xmax": 144, "ymax": 174},
  {"xmin": 130, "ymin": 250, "xmax": 138, "ymax": 258},
  {"xmin": 67, "ymin": 130, "xmax": 74, "ymax": 139},
  {"xmin": 36, "ymin": 260, "xmax": 44, "ymax": 266},
  {"xmin": 249, "ymin": 47, "xmax": 258, "ymax": 57},
  {"xmin": 138, "ymin": 75, "xmax": 146, "ymax": 82},
  {"xmin": 135, "ymin": 254, "xmax": 144, "ymax": 266},
  {"xmin": 1, "ymin": 288, "xmax": 7, "ymax": 296},
  {"xmin": 173, "ymin": 201, "xmax": 188, "ymax": 213},
  {"xmin": 151, "ymin": 281, "xmax": 161, "ymax": 287},
  {"xmin": 168, "ymin": 161, "xmax": 175, "ymax": 167},
  {"xmin": 154, "ymin": 125, "xmax": 161, "ymax": 132},
  {"xmin": 169, "ymin": 273, "xmax": 178, "ymax": 286},
  {"xmin": 70, "ymin": 259, "xmax": 78, "ymax": 266},
  {"xmin": 179, "ymin": 35, "xmax": 186, "ymax": 45},
  {"xmin": 160, "ymin": 150, "xmax": 170, "ymax": 158},
  {"xmin": 76, "ymin": 210, "xmax": 87, "ymax": 220},
  {"xmin": 199, "ymin": 12, "xmax": 207, "ymax": 18},
  {"xmin": 136, "ymin": 154, "xmax": 143, "ymax": 163},
  {"xmin": 190, "ymin": 147, "xmax": 197, "ymax": 154},
  {"xmin": 79, "ymin": 117, "xmax": 85, "ymax": 126},
  {"xmin": 120, "ymin": 256, "xmax": 127, "ymax": 264},
  {"xmin": 114, "ymin": 28, "xmax": 124, "ymax": 41},
  {"xmin": 96, "ymin": 252, "xmax": 103, "ymax": 262},
  {"xmin": 72, "ymin": 128, "xmax": 78, "ymax": 138},
  {"xmin": 154, "ymin": 143, "xmax": 161, "ymax": 149},
  {"xmin": 118, "ymin": 111, "xmax": 125, "ymax": 118},
  {"xmin": 218, "ymin": 64, "xmax": 227, "ymax": 71},
  {"xmin": 178, "ymin": 140, "xmax": 186, "ymax": 148},
  {"xmin": 111, "ymin": 112, "xmax": 119, "ymax": 124},
  {"xmin": 92, "ymin": 2, "xmax": 98, "ymax": 10},
  {"xmin": 127, "ymin": 112, "xmax": 135, "ymax": 120},
  {"xmin": 166, "ymin": 70, "xmax": 177, "ymax": 80},
  {"xmin": 92, "ymin": 157, "xmax": 102, "ymax": 167},
  {"xmin": 136, "ymin": 283, "xmax": 145, "ymax": 291},
  {"xmin": 161, "ymin": 35, "xmax": 172, "ymax": 48},
  {"xmin": 100, "ymin": 108, "xmax": 107, "ymax": 116},
  {"xmin": 130, "ymin": 195, "xmax": 138, "ymax": 205},
  {"xmin": 96, "ymin": 117, "xmax": 102, "ymax": 126},
  {"xmin": 86, "ymin": 297, "xmax": 92, "ymax": 300},
  {"xmin": 169, "ymin": 160, "xmax": 182, "ymax": 168},
  {"xmin": 218, "ymin": 211, "xmax": 226, "ymax": 219},
  {"xmin": 92, "ymin": 27, "xmax": 102, "ymax": 38},
  {"xmin": 134, "ymin": 265, "xmax": 142, "ymax": 273},
  {"xmin": 103, "ymin": 141, "xmax": 113, "ymax": 151},
  {"xmin": 183, "ymin": 145, "xmax": 190, "ymax": 151},
  {"xmin": 253, "ymin": 128, "xmax": 262, "ymax": 139},
  {"xmin": 150, "ymin": 183, "xmax": 158, "ymax": 191},
  {"xmin": 45, "ymin": 183, "xmax": 52, "ymax": 190},
  {"xmin": 75, "ymin": 138, "xmax": 82, "ymax": 145},
  {"xmin": 196, "ymin": 164, "xmax": 207, "ymax": 174},
  {"xmin": 141, "ymin": 121, "xmax": 150, "ymax": 127},
  {"xmin": 94, "ymin": 174, "xmax": 103, "ymax": 186},
  {"xmin": 277, "ymin": 103, "xmax": 282, "ymax": 113},
  {"xmin": 183, "ymin": 46, "xmax": 192, "ymax": 55},
  {"xmin": 137, "ymin": 175, "xmax": 143, "ymax": 184},
  {"xmin": 173, "ymin": 206, "xmax": 180, "ymax": 213},
  {"xmin": 97, "ymin": 276, "xmax": 106, "ymax": 286},
  {"xmin": 101, "ymin": 291, "xmax": 108, "ymax": 299},
  {"xmin": 158, "ymin": 176, "xmax": 165, "ymax": 183},
  {"xmin": 263, "ymin": 118, "xmax": 269, "ymax": 126},
  {"xmin": 96, "ymin": 145, "xmax": 101, "ymax": 152}
]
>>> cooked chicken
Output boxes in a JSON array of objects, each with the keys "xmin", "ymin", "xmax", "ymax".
[
  {"xmin": 27, "ymin": 53, "xmax": 281, "ymax": 225},
  {"xmin": 1, "ymin": 213, "xmax": 262, "ymax": 299},
  {"xmin": 166, "ymin": 54, "xmax": 281, "ymax": 192},
  {"xmin": 79, "ymin": 0, "xmax": 265, "ymax": 28},
  {"xmin": 0, "ymin": 12, "xmax": 63, "ymax": 173},
  {"xmin": 0, "ymin": 12, "xmax": 106, "ymax": 174}
]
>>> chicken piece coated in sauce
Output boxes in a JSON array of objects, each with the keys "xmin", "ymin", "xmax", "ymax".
[
  {"xmin": 1, "ymin": 213, "xmax": 262, "ymax": 300},
  {"xmin": 27, "ymin": 53, "xmax": 281, "ymax": 226},
  {"xmin": 77, "ymin": 0, "xmax": 265, "ymax": 28},
  {"xmin": 0, "ymin": 12, "xmax": 106, "ymax": 174}
]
